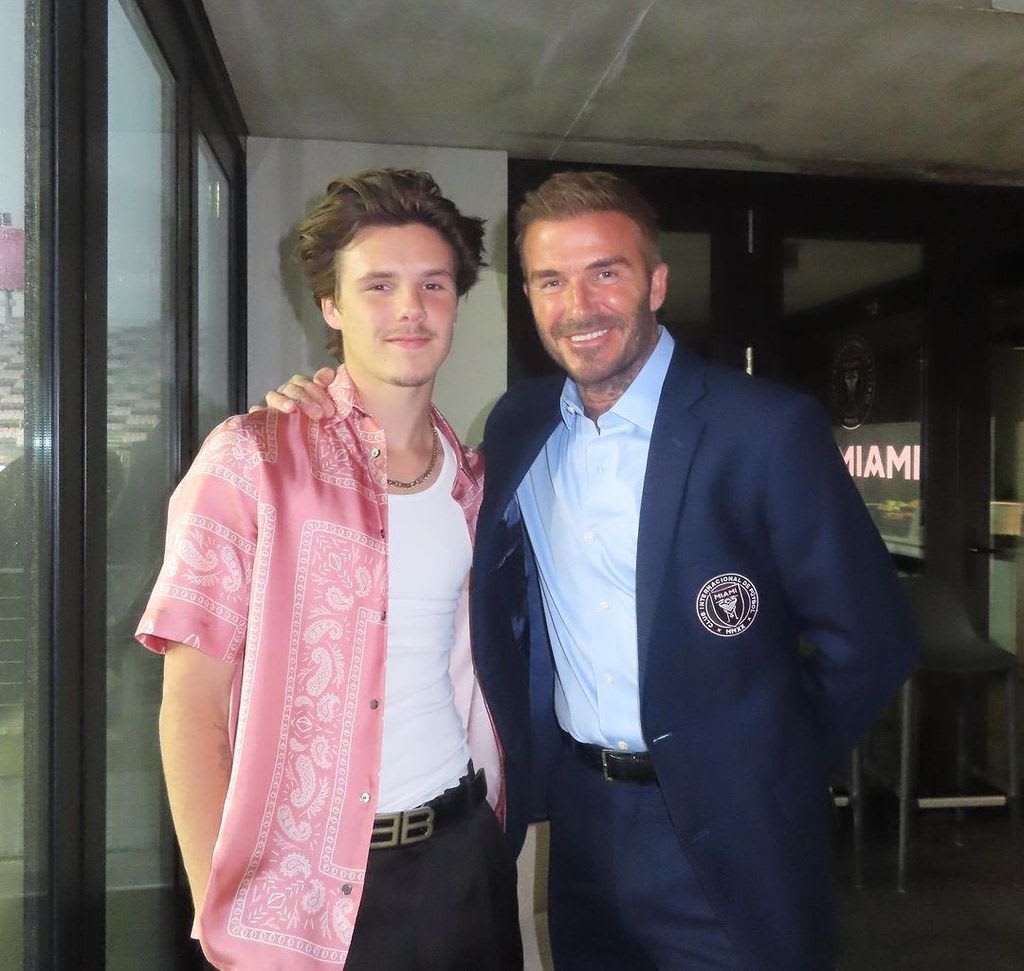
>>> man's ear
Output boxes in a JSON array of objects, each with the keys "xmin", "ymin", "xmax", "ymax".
[
  {"xmin": 649, "ymin": 262, "xmax": 668, "ymax": 314},
  {"xmin": 321, "ymin": 296, "xmax": 343, "ymax": 331}
]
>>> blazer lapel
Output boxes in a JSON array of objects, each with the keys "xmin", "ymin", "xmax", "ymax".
[{"xmin": 635, "ymin": 346, "xmax": 707, "ymax": 686}]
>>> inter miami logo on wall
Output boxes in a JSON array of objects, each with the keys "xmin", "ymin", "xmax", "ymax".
[
  {"xmin": 830, "ymin": 336, "xmax": 875, "ymax": 430},
  {"xmin": 696, "ymin": 573, "xmax": 759, "ymax": 637}
]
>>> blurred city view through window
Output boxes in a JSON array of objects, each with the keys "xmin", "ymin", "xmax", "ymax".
[{"xmin": 0, "ymin": 0, "xmax": 45, "ymax": 966}]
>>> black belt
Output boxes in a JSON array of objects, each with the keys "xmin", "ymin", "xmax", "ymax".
[
  {"xmin": 369, "ymin": 766, "xmax": 487, "ymax": 850},
  {"xmin": 565, "ymin": 734, "xmax": 657, "ymax": 784}
]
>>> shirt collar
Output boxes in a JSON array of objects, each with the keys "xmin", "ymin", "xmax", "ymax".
[
  {"xmin": 325, "ymin": 365, "xmax": 481, "ymax": 492},
  {"xmin": 559, "ymin": 326, "xmax": 675, "ymax": 433}
]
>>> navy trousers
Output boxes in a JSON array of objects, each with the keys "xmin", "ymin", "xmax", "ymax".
[{"xmin": 547, "ymin": 739, "xmax": 739, "ymax": 970}]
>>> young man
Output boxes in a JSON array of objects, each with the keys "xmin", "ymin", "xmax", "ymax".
[
  {"xmin": 269, "ymin": 170, "xmax": 918, "ymax": 969},
  {"xmin": 138, "ymin": 170, "xmax": 521, "ymax": 970}
]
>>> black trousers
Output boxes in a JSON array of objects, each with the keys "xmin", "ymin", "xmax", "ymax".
[{"xmin": 345, "ymin": 799, "xmax": 523, "ymax": 970}]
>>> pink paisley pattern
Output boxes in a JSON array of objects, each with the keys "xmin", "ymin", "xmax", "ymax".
[
  {"xmin": 136, "ymin": 368, "xmax": 500, "ymax": 969},
  {"xmin": 192, "ymin": 411, "xmax": 279, "ymax": 498},
  {"xmin": 230, "ymin": 522, "xmax": 385, "ymax": 959},
  {"xmin": 139, "ymin": 510, "xmax": 257, "ymax": 663}
]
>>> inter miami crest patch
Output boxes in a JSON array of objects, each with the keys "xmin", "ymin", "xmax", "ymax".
[{"xmin": 696, "ymin": 573, "xmax": 759, "ymax": 637}]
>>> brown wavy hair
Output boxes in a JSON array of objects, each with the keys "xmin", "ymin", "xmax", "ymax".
[
  {"xmin": 296, "ymin": 169, "xmax": 486, "ymax": 360},
  {"xmin": 513, "ymin": 170, "xmax": 661, "ymax": 271}
]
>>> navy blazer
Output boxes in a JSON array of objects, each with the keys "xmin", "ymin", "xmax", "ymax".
[{"xmin": 471, "ymin": 344, "xmax": 919, "ymax": 968}]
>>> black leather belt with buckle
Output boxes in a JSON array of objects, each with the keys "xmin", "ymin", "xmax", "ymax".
[
  {"xmin": 566, "ymin": 734, "xmax": 657, "ymax": 784},
  {"xmin": 369, "ymin": 766, "xmax": 487, "ymax": 850}
]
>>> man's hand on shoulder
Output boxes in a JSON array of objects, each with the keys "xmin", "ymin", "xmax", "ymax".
[{"xmin": 249, "ymin": 367, "xmax": 338, "ymax": 419}]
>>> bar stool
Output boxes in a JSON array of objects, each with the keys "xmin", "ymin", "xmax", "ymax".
[{"xmin": 895, "ymin": 576, "xmax": 1020, "ymax": 892}]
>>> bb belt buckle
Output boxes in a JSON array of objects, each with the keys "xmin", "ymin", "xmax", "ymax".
[{"xmin": 371, "ymin": 805, "xmax": 435, "ymax": 848}]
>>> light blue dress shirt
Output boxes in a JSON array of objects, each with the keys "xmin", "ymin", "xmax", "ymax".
[{"xmin": 518, "ymin": 327, "xmax": 675, "ymax": 751}]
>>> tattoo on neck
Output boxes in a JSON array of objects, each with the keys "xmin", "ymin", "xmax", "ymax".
[{"xmin": 580, "ymin": 343, "xmax": 656, "ymax": 420}]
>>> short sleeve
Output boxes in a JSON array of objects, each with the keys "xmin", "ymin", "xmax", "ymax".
[{"xmin": 135, "ymin": 414, "xmax": 269, "ymax": 664}]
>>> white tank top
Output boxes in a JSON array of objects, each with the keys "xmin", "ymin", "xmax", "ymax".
[{"xmin": 377, "ymin": 435, "xmax": 473, "ymax": 811}]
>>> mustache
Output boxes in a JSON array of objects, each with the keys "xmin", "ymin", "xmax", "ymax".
[
  {"xmin": 550, "ymin": 315, "xmax": 621, "ymax": 340},
  {"xmin": 383, "ymin": 329, "xmax": 432, "ymax": 340}
]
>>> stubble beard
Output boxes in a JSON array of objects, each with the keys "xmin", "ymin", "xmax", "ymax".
[
  {"xmin": 380, "ymin": 332, "xmax": 450, "ymax": 390},
  {"xmin": 389, "ymin": 372, "xmax": 434, "ymax": 389},
  {"xmin": 548, "ymin": 311, "xmax": 659, "ymax": 417},
  {"xmin": 347, "ymin": 353, "xmax": 439, "ymax": 394}
]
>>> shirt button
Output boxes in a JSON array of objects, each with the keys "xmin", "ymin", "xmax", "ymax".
[
  {"xmin": 380, "ymin": 610, "xmax": 387, "ymax": 621},
  {"xmin": 360, "ymin": 792, "xmax": 370, "ymax": 803},
  {"xmin": 603, "ymin": 674, "xmax": 614, "ymax": 685},
  {"xmin": 379, "ymin": 529, "xmax": 385, "ymax": 539},
  {"xmin": 371, "ymin": 447, "xmax": 381, "ymax": 458},
  {"xmin": 342, "ymin": 884, "xmax": 353, "ymax": 895},
  {"xmin": 369, "ymin": 699, "xmax": 379, "ymax": 710},
  {"xmin": 598, "ymin": 601, "xmax": 609, "ymax": 611},
  {"xmin": 617, "ymin": 741, "xmax": 629, "ymax": 751},
  {"xmin": 583, "ymin": 532, "xmax": 595, "ymax": 543}
]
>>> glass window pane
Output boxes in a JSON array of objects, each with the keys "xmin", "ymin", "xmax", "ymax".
[
  {"xmin": 197, "ymin": 136, "xmax": 232, "ymax": 438},
  {"xmin": 782, "ymin": 238, "xmax": 925, "ymax": 564},
  {"xmin": 0, "ymin": 0, "xmax": 46, "ymax": 967},
  {"xmin": 106, "ymin": 0, "xmax": 178, "ymax": 964}
]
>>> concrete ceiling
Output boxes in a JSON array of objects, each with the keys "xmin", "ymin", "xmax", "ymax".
[{"xmin": 203, "ymin": 0, "xmax": 1024, "ymax": 184}]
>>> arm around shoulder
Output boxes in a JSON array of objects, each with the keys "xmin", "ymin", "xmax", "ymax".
[{"xmin": 259, "ymin": 367, "xmax": 337, "ymax": 418}]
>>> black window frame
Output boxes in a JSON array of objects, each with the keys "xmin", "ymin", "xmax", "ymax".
[{"xmin": 43, "ymin": 0, "xmax": 246, "ymax": 966}]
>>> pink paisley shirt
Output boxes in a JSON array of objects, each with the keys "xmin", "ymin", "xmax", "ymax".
[{"xmin": 136, "ymin": 367, "xmax": 502, "ymax": 970}]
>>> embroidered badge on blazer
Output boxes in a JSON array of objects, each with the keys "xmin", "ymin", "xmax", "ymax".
[{"xmin": 696, "ymin": 573, "xmax": 759, "ymax": 636}]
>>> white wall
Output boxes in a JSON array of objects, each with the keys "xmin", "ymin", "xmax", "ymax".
[{"xmin": 246, "ymin": 137, "xmax": 509, "ymax": 444}]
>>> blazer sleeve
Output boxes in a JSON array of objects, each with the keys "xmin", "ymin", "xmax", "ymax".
[{"xmin": 762, "ymin": 395, "xmax": 919, "ymax": 767}]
